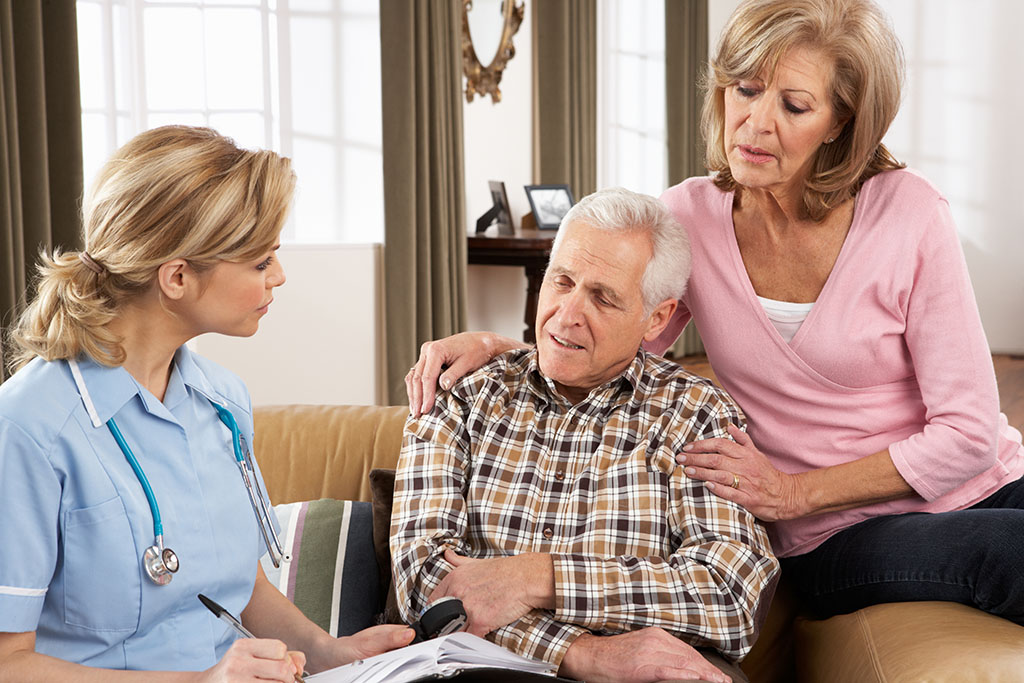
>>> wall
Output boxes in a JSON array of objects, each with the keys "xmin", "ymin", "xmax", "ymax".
[
  {"xmin": 192, "ymin": 244, "xmax": 381, "ymax": 406},
  {"xmin": 463, "ymin": 3, "xmax": 534, "ymax": 341}
]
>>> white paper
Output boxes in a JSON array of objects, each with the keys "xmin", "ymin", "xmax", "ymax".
[{"xmin": 306, "ymin": 632, "xmax": 558, "ymax": 683}]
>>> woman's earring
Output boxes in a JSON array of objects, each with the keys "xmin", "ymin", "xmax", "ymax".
[{"xmin": 825, "ymin": 137, "xmax": 835, "ymax": 144}]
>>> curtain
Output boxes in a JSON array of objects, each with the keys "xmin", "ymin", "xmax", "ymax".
[
  {"xmin": 665, "ymin": 0, "xmax": 707, "ymax": 357},
  {"xmin": 531, "ymin": 0, "xmax": 596, "ymax": 200},
  {"xmin": 0, "ymin": 0, "xmax": 83, "ymax": 383},
  {"xmin": 379, "ymin": 0, "xmax": 467, "ymax": 406}
]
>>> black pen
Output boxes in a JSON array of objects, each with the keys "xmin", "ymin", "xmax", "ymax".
[{"xmin": 198, "ymin": 593, "xmax": 306, "ymax": 682}]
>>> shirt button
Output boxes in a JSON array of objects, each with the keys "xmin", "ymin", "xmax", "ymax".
[
  {"xmin": 542, "ymin": 527, "xmax": 554, "ymax": 539},
  {"xmin": 555, "ymin": 471, "xmax": 565, "ymax": 481}
]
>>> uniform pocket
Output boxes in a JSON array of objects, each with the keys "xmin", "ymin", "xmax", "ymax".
[{"xmin": 64, "ymin": 497, "xmax": 141, "ymax": 631}]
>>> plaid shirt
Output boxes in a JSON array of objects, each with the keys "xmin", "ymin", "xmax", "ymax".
[{"xmin": 391, "ymin": 348, "xmax": 779, "ymax": 665}]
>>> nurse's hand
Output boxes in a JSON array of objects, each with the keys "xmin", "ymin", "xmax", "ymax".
[
  {"xmin": 200, "ymin": 638, "xmax": 305, "ymax": 682},
  {"xmin": 406, "ymin": 332, "xmax": 525, "ymax": 417},
  {"xmin": 336, "ymin": 624, "xmax": 416, "ymax": 663}
]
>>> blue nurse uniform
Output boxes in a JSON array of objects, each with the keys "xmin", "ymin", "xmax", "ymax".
[{"xmin": 0, "ymin": 347, "xmax": 270, "ymax": 670}]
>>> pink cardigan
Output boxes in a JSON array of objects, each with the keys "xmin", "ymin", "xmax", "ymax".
[{"xmin": 650, "ymin": 171, "xmax": 1024, "ymax": 557}]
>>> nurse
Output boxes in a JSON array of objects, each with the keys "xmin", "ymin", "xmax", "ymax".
[{"xmin": 0, "ymin": 126, "xmax": 413, "ymax": 680}]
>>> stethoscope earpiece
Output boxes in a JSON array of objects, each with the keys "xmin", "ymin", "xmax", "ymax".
[{"xmin": 143, "ymin": 545, "xmax": 179, "ymax": 585}]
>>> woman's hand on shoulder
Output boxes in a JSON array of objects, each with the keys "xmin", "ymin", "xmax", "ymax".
[
  {"xmin": 678, "ymin": 423, "xmax": 805, "ymax": 522},
  {"xmin": 335, "ymin": 624, "xmax": 415, "ymax": 664},
  {"xmin": 407, "ymin": 332, "xmax": 525, "ymax": 417},
  {"xmin": 198, "ymin": 638, "xmax": 305, "ymax": 682}
]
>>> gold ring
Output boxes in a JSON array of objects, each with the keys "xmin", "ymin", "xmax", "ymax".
[{"xmin": 731, "ymin": 473, "xmax": 740, "ymax": 489}]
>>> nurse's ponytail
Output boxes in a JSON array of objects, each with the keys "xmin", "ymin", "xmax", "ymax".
[
  {"xmin": 6, "ymin": 125, "xmax": 295, "ymax": 374},
  {"xmin": 6, "ymin": 248, "xmax": 127, "ymax": 372}
]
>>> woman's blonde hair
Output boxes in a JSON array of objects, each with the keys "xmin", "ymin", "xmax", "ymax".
[
  {"xmin": 701, "ymin": 0, "xmax": 906, "ymax": 220},
  {"xmin": 8, "ymin": 125, "xmax": 295, "ymax": 372}
]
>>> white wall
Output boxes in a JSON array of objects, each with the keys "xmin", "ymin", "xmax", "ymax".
[
  {"xmin": 463, "ymin": 3, "xmax": 534, "ymax": 341},
  {"xmin": 192, "ymin": 244, "xmax": 381, "ymax": 406}
]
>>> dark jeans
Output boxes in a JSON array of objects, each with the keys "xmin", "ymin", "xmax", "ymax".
[{"xmin": 781, "ymin": 476, "xmax": 1024, "ymax": 625}]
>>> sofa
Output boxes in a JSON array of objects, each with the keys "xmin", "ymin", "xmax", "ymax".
[{"xmin": 253, "ymin": 403, "xmax": 1024, "ymax": 682}]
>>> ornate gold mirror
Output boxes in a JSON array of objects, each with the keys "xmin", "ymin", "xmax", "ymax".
[{"xmin": 462, "ymin": 0, "xmax": 524, "ymax": 103}]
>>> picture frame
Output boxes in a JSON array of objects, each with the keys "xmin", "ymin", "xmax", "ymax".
[
  {"xmin": 524, "ymin": 184, "xmax": 574, "ymax": 230},
  {"xmin": 476, "ymin": 180, "xmax": 514, "ymax": 235}
]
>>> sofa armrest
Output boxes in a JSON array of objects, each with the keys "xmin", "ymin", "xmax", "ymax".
[{"xmin": 253, "ymin": 404, "xmax": 409, "ymax": 504}]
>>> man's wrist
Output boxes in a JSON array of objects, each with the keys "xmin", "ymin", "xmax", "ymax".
[
  {"xmin": 521, "ymin": 553, "xmax": 555, "ymax": 610},
  {"xmin": 558, "ymin": 632, "xmax": 596, "ymax": 678}
]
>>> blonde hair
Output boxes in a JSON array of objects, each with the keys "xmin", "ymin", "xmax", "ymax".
[
  {"xmin": 701, "ymin": 0, "xmax": 906, "ymax": 220},
  {"xmin": 8, "ymin": 125, "xmax": 295, "ymax": 372}
]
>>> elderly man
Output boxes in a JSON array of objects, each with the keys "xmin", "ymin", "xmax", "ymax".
[{"xmin": 391, "ymin": 188, "xmax": 778, "ymax": 683}]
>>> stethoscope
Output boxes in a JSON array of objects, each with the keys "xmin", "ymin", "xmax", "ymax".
[{"xmin": 69, "ymin": 359, "xmax": 290, "ymax": 586}]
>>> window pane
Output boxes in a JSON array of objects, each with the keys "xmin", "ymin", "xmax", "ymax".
[
  {"xmin": 291, "ymin": 137, "xmax": 338, "ymax": 243},
  {"xmin": 77, "ymin": 2, "xmax": 105, "ymax": 110},
  {"xmin": 112, "ymin": 4, "xmax": 131, "ymax": 111},
  {"xmin": 144, "ymin": 8, "xmax": 205, "ymax": 109},
  {"xmin": 205, "ymin": 8, "xmax": 264, "ymax": 109},
  {"xmin": 291, "ymin": 16, "xmax": 335, "ymax": 136},
  {"xmin": 81, "ymin": 113, "xmax": 109, "ymax": 188},
  {"xmin": 208, "ymin": 112, "xmax": 268, "ymax": 150},
  {"xmin": 146, "ymin": 112, "xmax": 207, "ymax": 129},
  {"xmin": 340, "ymin": 18, "xmax": 381, "ymax": 145}
]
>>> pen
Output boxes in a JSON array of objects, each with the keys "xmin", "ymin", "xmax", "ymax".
[{"xmin": 198, "ymin": 593, "xmax": 306, "ymax": 682}]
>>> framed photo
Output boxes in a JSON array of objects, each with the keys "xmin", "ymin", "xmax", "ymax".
[
  {"xmin": 524, "ymin": 184, "xmax": 574, "ymax": 230},
  {"xmin": 476, "ymin": 180, "xmax": 514, "ymax": 234}
]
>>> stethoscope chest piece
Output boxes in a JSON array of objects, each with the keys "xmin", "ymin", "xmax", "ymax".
[{"xmin": 144, "ymin": 545, "xmax": 179, "ymax": 585}]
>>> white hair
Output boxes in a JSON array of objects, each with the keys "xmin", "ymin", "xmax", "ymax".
[{"xmin": 551, "ymin": 187, "xmax": 692, "ymax": 313}]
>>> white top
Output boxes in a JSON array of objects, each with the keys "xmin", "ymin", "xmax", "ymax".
[{"xmin": 756, "ymin": 296, "xmax": 814, "ymax": 343}]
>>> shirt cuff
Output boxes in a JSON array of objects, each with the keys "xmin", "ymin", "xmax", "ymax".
[
  {"xmin": 492, "ymin": 612, "xmax": 590, "ymax": 666},
  {"xmin": 551, "ymin": 553, "xmax": 610, "ymax": 631},
  {"xmin": 0, "ymin": 589, "xmax": 46, "ymax": 632}
]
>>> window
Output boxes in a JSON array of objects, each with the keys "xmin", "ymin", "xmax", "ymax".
[
  {"xmin": 76, "ymin": 0, "xmax": 383, "ymax": 244},
  {"xmin": 596, "ymin": 0, "xmax": 666, "ymax": 196}
]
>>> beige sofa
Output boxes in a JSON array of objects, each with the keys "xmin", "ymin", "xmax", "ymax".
[{"xmin": 253, "ymin": 404, "xmax": 1024, "ymax": 683}]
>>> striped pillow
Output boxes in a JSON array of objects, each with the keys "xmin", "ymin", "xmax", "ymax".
[{"xmin": 261, "ymin": 499, "xmax": 381, "ymax": 637}]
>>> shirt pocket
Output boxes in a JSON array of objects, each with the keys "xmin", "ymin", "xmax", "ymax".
[{"xmin": 63, "ymin": 496, "xmax": 142, "ymax": 632}]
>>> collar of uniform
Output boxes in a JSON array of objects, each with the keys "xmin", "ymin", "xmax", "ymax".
[
  {"xmin": 169, "ymin": 345, "xmax": 223, "ymax": 410},
  {"xmin": 69, "ymin": 355, "xmax": 159, "ymax": 426},
  {"xmin": 524, "ymin": 347, "xmax": 647, "ymax": 409}
]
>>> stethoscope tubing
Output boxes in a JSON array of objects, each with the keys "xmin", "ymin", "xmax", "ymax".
[{"xmin": 106, "ymin": 417, "xmax": 164, "ymax": 540}]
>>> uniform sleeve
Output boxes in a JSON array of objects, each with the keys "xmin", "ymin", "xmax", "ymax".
[
  {"xmin": 0, "ymin": 418, "xmax": 61, "ymax": 632},
  {"xmin": 888, "ymin": 198, "xmax": 1003, "ymax": 500},
  {"xmin": 550, "ymin": 390, "xmax": 778, "ymax": 661},
  {"xmin": 390, "ymin": 402, "xmax": 473, "ymax": 624}
]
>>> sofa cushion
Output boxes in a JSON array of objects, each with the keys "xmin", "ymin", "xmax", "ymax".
[
  {"xmin": 261, "ymin": 499, "xmax": 380, "ymax": 636},
  {"xmin": 795, "ymin": 600, "xmax": 1024, "ymax": 683},
  {"xmin": 369, "ymin": 468, "xmax": 403, "ymax": 624},
  {"xmin": 253, "ymin": 404, "xmax": 409, "ymax": 504}
]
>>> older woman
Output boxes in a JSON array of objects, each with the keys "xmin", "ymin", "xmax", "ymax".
[
  {"xmin": 0, "ymin": 126, "xmax": 412, "ymax": 681},
  {"xmin": 408, "ymin": 0, "xmax": 1024, "ymax": 626}
]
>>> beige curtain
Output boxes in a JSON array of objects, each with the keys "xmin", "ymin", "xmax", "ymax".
[
  {"xmin": 665, "ymin": 0, "xmax": 707, "ymax": 357},
  {"xmin": 379, "ymin": 0, "xmax": 467, "ymax": 405},
  {"xmin": 531, "ymin": 0, "xmax": 596, "ymax": 200},
  {"xmin": 0, "ymin": 0, "xmax": 83, "ymax": 383}
]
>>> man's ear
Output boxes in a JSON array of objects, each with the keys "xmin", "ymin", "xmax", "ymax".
[
  {"xmin": 642, "ymin": 298, "xmax": 678, "ymax": 343},
  {"xmin": 155, "ymin": 259, "xmax": 193, "ymax": 301}
]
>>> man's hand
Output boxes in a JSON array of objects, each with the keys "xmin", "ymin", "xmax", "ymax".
[
  {"xmin": 559, "ymin": 629, "xmax": 732, "ymax": 683},
  {"xmin": 428, "ymin": 549, "xmax": 554, "ymax": 637},
  {"xmin": 334, "ymin": 625, "xmax": 415, "ymax": 665}
]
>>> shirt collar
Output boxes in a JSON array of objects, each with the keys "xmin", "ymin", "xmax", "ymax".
[
  {"xmin": 68, "ymin": 346, "xmax": 218, "ymax": 427},
  {"xmin": 523, "ymin": 347, "xmax": 646, "ymax": 409}
]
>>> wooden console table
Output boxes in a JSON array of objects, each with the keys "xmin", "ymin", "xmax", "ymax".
[{"xmin": 467, "ymin": 227, "xmax": 555, "ymax": 343}]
